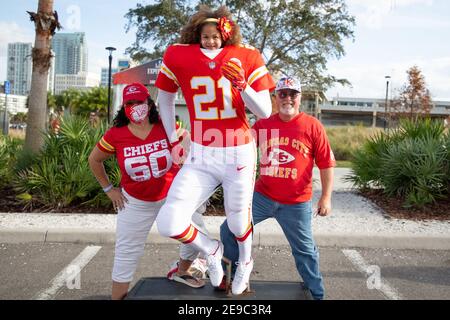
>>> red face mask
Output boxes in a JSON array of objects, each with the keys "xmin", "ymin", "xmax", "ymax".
[{"xmin": 125, "ymin": 103, "xmax": 149, "ymax": 124}]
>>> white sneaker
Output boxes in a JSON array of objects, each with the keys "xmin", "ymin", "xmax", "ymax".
[
  {"xmin": 206, "ymin": 241, "xmax": 224, "ymax": 287},
  {"xmin": 232, "ymin": 259, "xmax": 254, "ymax": 295}
]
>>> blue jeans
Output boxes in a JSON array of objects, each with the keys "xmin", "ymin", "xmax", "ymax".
[{"xmin": 220, "ymin": 191, "xmax": 325, "ymax": 300}]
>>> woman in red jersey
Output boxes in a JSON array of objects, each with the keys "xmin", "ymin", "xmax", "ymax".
[{"xmin": 89, "ymin": 83, "xmax": 183, "ymax": 300}]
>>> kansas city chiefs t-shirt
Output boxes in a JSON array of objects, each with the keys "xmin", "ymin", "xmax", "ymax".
[{"xmin": 253, "ymin": 112, "xmax": 335, "ymax": 204}]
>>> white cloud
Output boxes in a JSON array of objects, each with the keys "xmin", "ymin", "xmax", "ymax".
[
  {"xmin": 327, "ymin": 56, "xmax": 450, "ymax": 100},
  {"xmin": 0, "ymin": 22, "xmax": 34, "ymax": 81},
  {"xmin": 0, "ymin": 22, "xmax": 34, "ymax": 54},
  {"xmin": 348, "ymin": 0, "xmax": 434, "ymax": 29}
]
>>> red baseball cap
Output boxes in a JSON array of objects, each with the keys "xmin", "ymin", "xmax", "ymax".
[{"xmin": 122, "ymin": 83, "xmax": 150, "ymax": 104}]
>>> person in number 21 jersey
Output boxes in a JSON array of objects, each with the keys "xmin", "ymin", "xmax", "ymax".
[{"xmin": 155, "ymin": 5, "xmax": 275, "ymax": 295}]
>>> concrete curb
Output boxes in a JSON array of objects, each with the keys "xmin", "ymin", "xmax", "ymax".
[
  {"xmin": 1, "ymin": 228, "xmax": 449, "ymax": 250},
  {"xmin": 0, "ymin": 229, "xmax": 47, "ymax": 243}
]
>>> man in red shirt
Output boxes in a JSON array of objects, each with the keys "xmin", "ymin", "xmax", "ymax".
[{"xmin": 220, "ymin": 77, "xmax": 335, "ymax": 299}]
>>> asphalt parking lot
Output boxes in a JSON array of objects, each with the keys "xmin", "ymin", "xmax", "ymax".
[{"xmin": 1, "ymin": 243, "xmax": 449, "ymax": 300}]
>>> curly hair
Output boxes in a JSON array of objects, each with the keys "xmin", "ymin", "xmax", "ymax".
[
  {"xmin": 113, "ymin": 97, "xmax": 159, "ymax": 127},
  {"xmin": 179, "ymin": 5, "xmax": 242, "ymax": 46}
]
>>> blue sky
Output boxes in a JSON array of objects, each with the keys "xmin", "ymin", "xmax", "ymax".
[{"xmin": 1, "ymin": 0, "xmax": 449, "ymax": 100}]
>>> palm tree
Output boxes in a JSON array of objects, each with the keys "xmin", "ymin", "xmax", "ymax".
[
  {"xmin": 77, "ymin": 87, "xmax": 108, "ymax": 117},
  {"xmin": 24, "ymin": 0, "xmax": 61, "ymax": 153},
  {"xmin": 60, "ymin": 88, "xmax": 81, "ymax": 114}
]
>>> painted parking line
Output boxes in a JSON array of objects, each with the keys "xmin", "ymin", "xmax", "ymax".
[
  {"xmin": 33, "ymin": 245, "xmax": 102, "ymax": 300},
  {"xmin": 342, "ymin": 249, "xmax": 404, "ymax": 300}
]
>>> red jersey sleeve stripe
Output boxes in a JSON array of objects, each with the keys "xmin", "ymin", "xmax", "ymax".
[
  {"xmin": 160, "ymin": 62, "xmax": 180, "ymax": 87},
  {"xmin": 248, "ymin": 66, "xmax": 269, "ymax": 86},
  {"xmin": 97, "ymin": 143, "xmax": 115, "ymax": 154},
  {"xmin": 97, "ymin": 137, "xmax": 115, "ymax": 153}
]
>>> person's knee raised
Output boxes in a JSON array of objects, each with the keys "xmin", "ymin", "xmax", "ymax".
[{"xmin": 155, "ymin": 205, "xmax": 186, "ymax": 237}]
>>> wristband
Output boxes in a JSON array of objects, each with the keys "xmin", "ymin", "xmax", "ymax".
[{"xmin": 102, "ymin": 184, "xmax": 113, "ymax": 193}]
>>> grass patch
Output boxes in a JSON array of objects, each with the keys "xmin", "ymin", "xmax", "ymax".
[
  {"xmin": 335, "ymin": 160, "xmax": 352, "ymax": 168},
  {"xmin": 326, "ymin": 125, "xmax": 381, "ymax": 161},
  {"xmin": 8, "ymin": 129, "xmax": 25, "ymax": 140}
]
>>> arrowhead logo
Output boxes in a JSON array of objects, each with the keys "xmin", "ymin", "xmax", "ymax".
[{"xmin": 267, "ymin": 148, "xmax": 295, "ymax": 165}]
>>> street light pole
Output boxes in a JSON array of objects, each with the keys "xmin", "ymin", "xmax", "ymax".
[
  {"xmin": 2, "ymin": 93, "xmax": 8, "ymax": 135},
  {"xmin": 105, "ymin": 47, "xmax": 116, "ymax": 124},
  {"xmin": 384, "ymin": 75, "xmax": 391, "ymax": 131},
  {"xmin": 3, "ymin": 81, "xmax": 10, "ymax": 135}
]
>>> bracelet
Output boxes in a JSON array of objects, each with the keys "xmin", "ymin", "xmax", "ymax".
[{"xmin": 102, "ymin": 184, "xmax": 113, "ymax": 193}]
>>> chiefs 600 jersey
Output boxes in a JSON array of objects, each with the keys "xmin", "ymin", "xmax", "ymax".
[{"xmin": 97, "ymin": 122, "xmax": 179, "ymax": 201}]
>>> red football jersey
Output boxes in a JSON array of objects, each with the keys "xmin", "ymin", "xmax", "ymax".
[
  {"xmin": 96, "ymin": 122, "xmax": 179, "ymax": 201},
  {"xmin": 253, "ymin": 113, "xmax": 336, "ymax": 204},
  {"xmin": 155, "ymin": 44, "xmax": 275, "ymax": 147}
]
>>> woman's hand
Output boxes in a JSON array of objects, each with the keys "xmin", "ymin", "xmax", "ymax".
[{"xmin": 106, "ymin": 188, "xmax": 128, "ymax": 211}]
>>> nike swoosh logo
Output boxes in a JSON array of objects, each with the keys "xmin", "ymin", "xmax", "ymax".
[{"xmin": 237, "ymin": 166, "xmax": 246, "ymax": 171}]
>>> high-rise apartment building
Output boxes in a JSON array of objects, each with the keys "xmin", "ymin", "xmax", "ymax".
[
  {"xmin": 100, "ymin": 67, "xmax": 118, "ymax": 87},
  {"xmin": 52, "ymin": 32, "xmax": 88, "ymax": 75},
  {"xmin": 7, "ymin": 43, "xmax": 32, "ymax": 96}
]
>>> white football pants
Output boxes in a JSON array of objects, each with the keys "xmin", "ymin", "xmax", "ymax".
[{"xmin": 156, "ymin": 141, "xmax": 256, "ymax": 248}]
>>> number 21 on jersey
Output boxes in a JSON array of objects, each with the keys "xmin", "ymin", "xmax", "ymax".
[{"xmin": 191, "ymin": 76, "xmax": 236, "ymax": 120}]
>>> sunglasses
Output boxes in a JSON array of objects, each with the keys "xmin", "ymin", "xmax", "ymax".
[{"xmin": 277, "ymin": 91, "xmax": 300, "ymax": 99}]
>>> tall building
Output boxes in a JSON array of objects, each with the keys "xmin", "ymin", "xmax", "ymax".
[
  {"xmin": 7, "ymin": 43, "xmax": 32, "ymax": 96},
  {"xmin": 0, "ymin": 93, "xmax": 28, "ymax": 115},
  {"xmin": 100, "ymin": 67, "xmax": 118, "ymax": 87},
  {"xmin": 47, "ymin": 51, "xmax": 56, "ymax": 94},
  {"xmin": 54, "ymin": 72, "xmax": 100, "ymax": 94},
  {"xmin": 52, "ymin": 32, "xmax": 88, "ymax": 75},
  {"xmin": 100, "ymin": 58, "xmax": 131, "ymax": 87}
]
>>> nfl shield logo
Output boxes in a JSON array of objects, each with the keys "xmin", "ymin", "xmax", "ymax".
[{"xmin": 209, "ymin": 61, "xmax": 216, "ymax": 69}]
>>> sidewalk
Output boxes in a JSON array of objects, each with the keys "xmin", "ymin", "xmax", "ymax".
[{"xmin": 1, "ymin": 169, "xmax": 449, "ymax": 250}]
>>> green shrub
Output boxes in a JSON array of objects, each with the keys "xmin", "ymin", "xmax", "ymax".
[
  {"xmin": 347, "ymin": 118, "xmax": 449, "ymax": 208},
  {"xmin": 346, "ymin": 132, "xmax": 392, "ymax": 189},
  {"xmin": 14, "ymin": 116, "xmax": 119, "ymax": 209},
  {"xmin": 443, "ymin": 131, "xmax": 450, "ymax": 196},
  {"xmin": 0, "ymin": 135, "xmax": 23, "ymax": 188},
  {"xmin": 381, "ymin": 135, "xmax": 447, "ymax": 207}
]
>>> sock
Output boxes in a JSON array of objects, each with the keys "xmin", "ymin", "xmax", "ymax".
[{"xmin": 236, "ymin": 224, "xmax": 253, "ymax": 263}]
